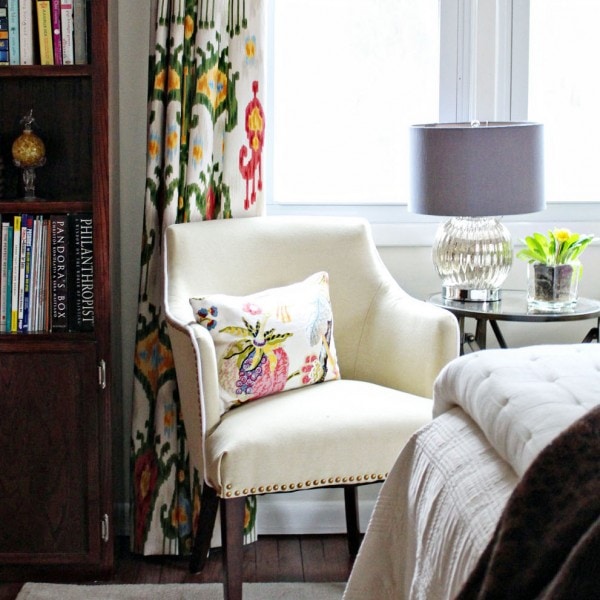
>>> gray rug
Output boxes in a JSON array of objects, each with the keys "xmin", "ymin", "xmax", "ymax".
[{"xmin": 16, "ymin": 582, "xmax": 346, "ymax": 599}]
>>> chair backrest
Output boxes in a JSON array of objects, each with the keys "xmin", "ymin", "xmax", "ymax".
[{"xmin": 164, "ymin": 215, "xmax": 407, "ymax": 378}]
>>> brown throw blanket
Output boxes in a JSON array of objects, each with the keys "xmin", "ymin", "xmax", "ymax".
[{"xmin": 456, "ymin": 404, "xmax": 600, "ymax": 600}]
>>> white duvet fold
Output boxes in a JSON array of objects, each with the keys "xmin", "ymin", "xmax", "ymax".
[{"xmin": 433, "ymin": 344, "xmax": 600, "ymax": 477}]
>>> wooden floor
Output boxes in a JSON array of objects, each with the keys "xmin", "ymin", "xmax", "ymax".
[{"xmin": 0, "ymin": 535, "xmax": 354, "ymax": 599}]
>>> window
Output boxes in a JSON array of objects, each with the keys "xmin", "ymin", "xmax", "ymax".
[
  {"xmin": 267, "ymin": 0, "xmax": 600, "ymax": 236},
  {"xmin": 528, "ymin": 0, "xmax": 600, "ymax": 203},
  {"xmin": 268, "ymin": 0, "xmax": 440, "ymax": 208}
]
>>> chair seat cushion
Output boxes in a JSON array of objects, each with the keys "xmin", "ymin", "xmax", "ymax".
[
  {"xmin": 204, "ymin": 379, "xmax": 433, "ymax": 497},
  {"xmin": 190, "ymin": 271, "xmax": 340, "ymax": 414}
]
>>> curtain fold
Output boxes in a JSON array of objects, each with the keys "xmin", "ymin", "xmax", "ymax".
[{"xmin": 130, "ymin": 0, "xmax": 265, "ymax": 555}]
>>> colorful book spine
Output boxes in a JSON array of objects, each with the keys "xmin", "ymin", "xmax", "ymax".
[
  {"xmin": 67, "ymin": 213, "xmax": 79, "ymax": 330},
  {"xmin": 50, "ymin": 214, "xmax": 68, "ymax": 331},
  {"xmin": 16, "ymin": 215, "xmax": 27, "ymax": 331},
  {"xmin": 0, "ymin": 0, "xmax": 9, "ymax": 65},
  {"xmin": 0, "ymin": 221, "xmax": 8, "ymax": 332},
  {"xmin": 41, "ymin": 218, "xmax": 52, "ymax": 331},
  {"xmin": 19, "ymin": 0, "xmax": 34, "ymax": 65},
  {"xmin": 50, "ymin": 0, "xmax": 62, "ymax": 65},
  {"xmin": 29, "ymin": 215, "xmax": 42, "ymax": 331},
  {"xmin": 4, "ymin": 224, "xmax": 13, "ymax": 332},
  {"xmin": 78, "ymin": 214, "xmax": 94, "ymax": 331},
  {"xmin": 72, "ymin": 0, "xmax": 86, "ymax": 64},
  {"xmin": 7, "ymin": 0, "xmax": 19, "ymax": 64},
  {"xmin": 66, "ymin": 213, "xmax": 94, "ymax": 331},
  {"xmin": 21, "ymin": 214, "xmax": 33, "ymax": 332},
  {"xmin": 36, "ymin": 0, "xmax": 54, "ymax": 65},
  {"xmin": 10, "ymin": 215, "xmax": 21, "ymax": 332},
  {"xmin": 60, "ymin": 1, "xmax": 73, "ymax": 64}
]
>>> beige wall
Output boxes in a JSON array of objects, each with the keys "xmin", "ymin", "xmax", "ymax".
[{"xmin": 113, "ymin": 1, "xmax": 600, "ymax": 527}]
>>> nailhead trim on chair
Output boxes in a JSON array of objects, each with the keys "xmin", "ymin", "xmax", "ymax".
[{"xmin": 221, "ymin": 472, "xmax": 389, "ymax": 498}]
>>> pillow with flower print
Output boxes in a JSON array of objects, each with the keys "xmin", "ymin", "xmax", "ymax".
[{"xmin": 189, "ymin": 271, "xmax": 340, "ymax": 414}]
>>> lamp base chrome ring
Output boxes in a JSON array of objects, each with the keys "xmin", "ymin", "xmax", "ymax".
[{"xmin": 442, "ymin": 287, "xmax": 502, "ymax": 302}]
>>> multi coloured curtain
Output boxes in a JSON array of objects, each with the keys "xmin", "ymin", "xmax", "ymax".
[{"xmin": 130, "ymin": 0, "xmax": 265, "ymax": 555}]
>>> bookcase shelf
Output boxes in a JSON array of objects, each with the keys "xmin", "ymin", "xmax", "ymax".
[
  {"xmin": 0, "ymin": 0, "xmax": 113, "ymax": 582},
  {"xmin": 0, "ymin": 65, "xmax": 92, "ymax": 77},
  {"xmin": 0, "ymin": 200, "xmax": 92, "ymax": 213}
]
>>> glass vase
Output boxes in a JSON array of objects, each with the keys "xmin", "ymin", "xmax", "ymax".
[{"xmin": 527, "ymin": 262, "xmax": 580, "ymax": 312}]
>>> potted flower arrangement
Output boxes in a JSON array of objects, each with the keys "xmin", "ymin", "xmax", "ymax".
[{"xmin": 516, "ymin": 228, "xmax": 594, "ymax": 311}]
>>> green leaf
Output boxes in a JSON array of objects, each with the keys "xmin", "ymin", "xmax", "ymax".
[{"xmin": 220, "ymin": 325, "xmax": 251, "ymax": 337}]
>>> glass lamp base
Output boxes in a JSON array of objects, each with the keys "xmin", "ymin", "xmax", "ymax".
[
  {"xmin": 442, "ymin": 287, "xmax": 501, "ymax": 302},
  {"xmin": 433, "ymin": 216, "xmax": 512, "ymax": 303}
]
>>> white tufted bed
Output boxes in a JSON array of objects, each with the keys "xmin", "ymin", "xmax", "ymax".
[{"xmin": 344, "ymin": 344, "xmax": 600, "ymax": 600}]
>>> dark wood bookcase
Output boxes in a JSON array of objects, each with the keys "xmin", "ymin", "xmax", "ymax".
[{"xmin": 0, "ymin": 0, "xmax": 113, "ymax": 580}]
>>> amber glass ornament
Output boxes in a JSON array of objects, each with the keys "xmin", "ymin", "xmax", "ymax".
[{"xmin": 12, "ymin": 110, "xmax": 47, "ymax": 199}]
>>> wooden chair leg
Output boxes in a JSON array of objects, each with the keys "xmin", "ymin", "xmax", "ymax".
[
  {"xmin": 344, "ymin": 485, "xmax": 361, "ymax": 557},
  {"xmin": 221, "ymin": 496, "xmax": 246, "ymax": 600},
  {"xmin": 189, "ymin": 484, "xmax": 219, "ymax": 573}
]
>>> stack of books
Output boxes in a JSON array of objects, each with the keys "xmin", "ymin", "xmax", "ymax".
[
  {"xmin": 0, "ymin": 0, "xmax": 89, "ymax": 66},
  {"xmin": 0, "ymin": 212, "xmax": 94, "ymax": 333}
]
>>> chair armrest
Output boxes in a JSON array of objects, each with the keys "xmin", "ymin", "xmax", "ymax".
[
  {"xmin": 353, "ymin": 285, "xmax": 460, "ymax": 399},
  {"xmin": 167, "ymin": 319, "xmax": 224, "ymax": 448}
]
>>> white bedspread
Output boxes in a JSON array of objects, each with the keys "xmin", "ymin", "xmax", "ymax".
[
  {"xmin": 434, "ymin": 344, "xmax": 600, "ymax": 477},
  {"xmin": 344, "ymin": 344, "xmax": 600, "ymax": 600}
]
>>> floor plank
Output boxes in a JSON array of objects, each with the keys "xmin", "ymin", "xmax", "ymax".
[{"xmin": 0, "ymin": 535, "xmax": 352, "ymax": 600}]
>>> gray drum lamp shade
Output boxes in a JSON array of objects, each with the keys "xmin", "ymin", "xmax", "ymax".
[{"xmin": 409, "ymin": 122, "xmax": 545, "ymax": 217}]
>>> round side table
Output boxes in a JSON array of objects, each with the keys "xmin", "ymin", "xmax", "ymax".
[{"xmin": 428, "ymin": 289, "xmax": 600, "ymax": 355}]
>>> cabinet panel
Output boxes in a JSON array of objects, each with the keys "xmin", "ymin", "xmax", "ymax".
[{"xmin": 0, "ymin": 343, "xmax": 100, "ymax": 562}]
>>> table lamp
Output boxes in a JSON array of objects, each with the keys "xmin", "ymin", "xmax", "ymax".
[{"xmin": 409, "ymin": 121, "xmax": 545, "ymax": 302}]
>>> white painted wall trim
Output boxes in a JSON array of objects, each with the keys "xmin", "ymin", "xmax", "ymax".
[{"xmin": 116, "ymin": 485, "xmax": 380, "ymax": 538}]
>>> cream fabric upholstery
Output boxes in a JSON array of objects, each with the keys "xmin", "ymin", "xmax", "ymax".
[{"xmin": 164, "ymin": 216, "xmax": 459, "ymax": 498}]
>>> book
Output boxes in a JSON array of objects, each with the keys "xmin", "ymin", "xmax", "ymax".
[
  {"xmin": 21, "ymin": 214, "xmax": 33, "ymax": 332},
  {"xmin": 29, "ymin": 214, "xmax": 42, "ymax": 331},
  {"xmin": 77, "ymin": 213, "xmax": 94, "ymax": 331},
  {"xmin": 68, "ymin": 213, "xmax": 94, "ymax": 331},
  {"xmin": 4, "ymin": 224, "xmax": 13, "ymax": 332},
  {"xmin": 36, "ymin": 0, "xmax": 54, "ymax": 65},
  {"xmin": 0, "ymin": 0, "xmax": 9, "ymax": 65},
  {"xmin": 50, "ymin": 0, "xmax": 62, "ymax": 64},
  {"xmin": 7, "ymin": 0, "xmax": 18, "ymax": 64},
  {"xmin": 10, "ymin": 214, "xmax": 21, "ymax": 332},
  {"xmin": 50, "ymin": 214, "xmax": 68, "ymax": 331},
  {"xmin": 0, "ymin": 221, "xmax": 8, "ymax": 332},
  {"xmin": 19, "ymin": 0, "xmax": 34, "ymax": 64},
  {"xmin": 60, "ymin": 0, "xmax": 73, "ymax": 64},
  {"xmin": 72, "ymin": 0, "xmax": 86, "ymax": 64},
  {"xmin": 16, "ymin": 214, "xmax": 27, "ymax": 331},
  {"xmin": 41, "ymin": 218, "xmax": 52, "ymax": 331}
]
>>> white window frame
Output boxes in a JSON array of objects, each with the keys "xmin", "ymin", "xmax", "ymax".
[{"xmin": 266, "ymin": 0, "xmax": 600, "ymax": 246}]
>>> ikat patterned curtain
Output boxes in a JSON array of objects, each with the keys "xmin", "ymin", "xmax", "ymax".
[{"xmin": 131, "ymin": 0, "xmax": 265, "ymax": 555}]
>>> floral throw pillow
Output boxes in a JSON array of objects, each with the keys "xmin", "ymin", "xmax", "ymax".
[{"xmin": 189, "ymin": 271, "xmax": 341, "ymax": 414}]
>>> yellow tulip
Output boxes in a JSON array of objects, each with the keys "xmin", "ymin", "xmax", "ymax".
[{"xmin": 554, "ymin": 228, "xmax": 571, "ymax": 243}]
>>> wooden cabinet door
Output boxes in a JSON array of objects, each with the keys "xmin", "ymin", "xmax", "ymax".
[{"xmin": 0, "ymin": 340, "xmax": 110, "ymax": 578}]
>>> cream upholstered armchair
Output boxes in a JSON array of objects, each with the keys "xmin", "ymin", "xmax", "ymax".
[{"xmin": 163, "ymin": 216, "xmax": 459, "ymax": 600}]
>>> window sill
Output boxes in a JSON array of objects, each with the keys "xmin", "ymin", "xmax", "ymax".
[{"xmin": 266, "ymin": 201, "xmax": 600, "ymax": 247}]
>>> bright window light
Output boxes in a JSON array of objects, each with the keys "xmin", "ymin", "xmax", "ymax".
[
  {"xmin": 272, "ymin": 0, "xmax": 440, "ymax": 205},
  {"xmin": 529, "ymin": 0, "xmax": 600, "ymax": 202}
]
